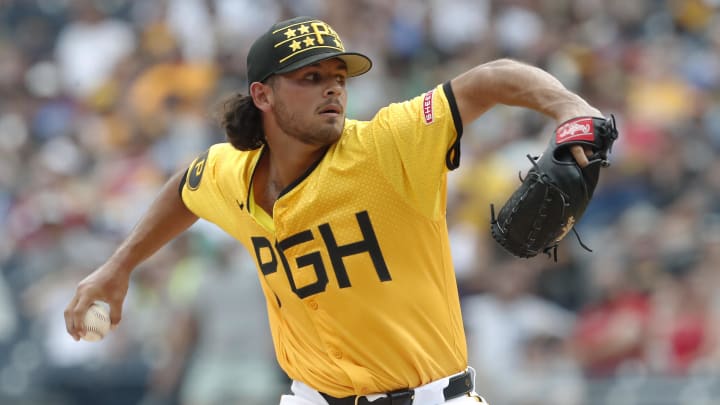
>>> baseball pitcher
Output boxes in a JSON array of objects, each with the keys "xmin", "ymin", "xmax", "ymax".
[{"xmin": 65, "ymin": 16, "xmax": 611, "ymax": 405}]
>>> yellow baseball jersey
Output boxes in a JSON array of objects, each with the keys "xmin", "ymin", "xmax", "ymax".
[{"xmin": 181, "ymin": 82, "xmax": 466, "ymax": 397}]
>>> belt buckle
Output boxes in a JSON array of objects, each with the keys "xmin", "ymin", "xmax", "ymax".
[{"xmin": 386, "ymin": 388, "xmax": 414, "ymax": 405}]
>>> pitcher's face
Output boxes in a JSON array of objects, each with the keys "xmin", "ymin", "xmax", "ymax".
[{"xmin": 269, "ymin": 58, "xmax": 349, "ymax": 146}]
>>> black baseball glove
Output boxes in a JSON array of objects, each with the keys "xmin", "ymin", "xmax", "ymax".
[{"xmin": 490, "ymin": 115, "xmax": 619, "ymax": 260}]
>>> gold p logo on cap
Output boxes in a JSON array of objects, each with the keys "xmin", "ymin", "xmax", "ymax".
[
  {"xmin": 274, "ymin": 20, "xmax": 345, "ymax": 63},
  {"xmin": 246, "ymin": 16, "xmax": 372, "ymax": 85}
]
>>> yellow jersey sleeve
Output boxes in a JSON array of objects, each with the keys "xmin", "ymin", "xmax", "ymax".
[
  {"xmin": 180, "ymin": 143, "xmax": 261, "ymax": 239},
  {"xmin": 354, "ymin": 82, "xmax": 463, "ymax": 218},
  {"xmin": 181, "ymin": 144, "xmax": 228, "ymax": 225}
]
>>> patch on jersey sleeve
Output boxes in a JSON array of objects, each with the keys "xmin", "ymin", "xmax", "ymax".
[
  {"xmin": 423, "ymin": 89, "xmax": 435, "ymax": 124},
  {"xmin": 187, "ymin": 150, "xmax": 209, "ymax": 191}
]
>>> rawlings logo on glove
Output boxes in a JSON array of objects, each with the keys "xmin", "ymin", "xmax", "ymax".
[
  {"xmin": 490, "ymin": 115, "xmax": 619, "ymax": 260},
  {"xmin": 556, "ymin": 118, "xmax": 594, "ymax": 142}
]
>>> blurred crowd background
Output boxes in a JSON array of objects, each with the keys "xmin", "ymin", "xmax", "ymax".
[{"xmin": 2, "ymin": 0, "xmax": 720, "ymax": 404}]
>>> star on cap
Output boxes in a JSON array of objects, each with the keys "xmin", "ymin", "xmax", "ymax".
[
  {"xmin": 303, "ymin": 37, "xmax": 316, "ymax": 47},
  {"xmin": 289, "ymin": 40, "xmax": 302, "ymax": 52},
  {"xmin": 284, "ymin": 28, "xmax": 297, "ymax": 39},
  {"xmin": 298, "ymin": 24, "xmax": 310, "ymax": 35}
]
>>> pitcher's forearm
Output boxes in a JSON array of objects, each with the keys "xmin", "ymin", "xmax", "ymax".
[
  {"xmin": 451, "ymin": 59, "xmax": 602, "ymax": 126},
  {"xmin": 490, "ymin": 62, "xmax": 598, "ymax": 121},
  {"xmin": 109, "ymin": 170, "xmax": 198, "ymax": 274}
]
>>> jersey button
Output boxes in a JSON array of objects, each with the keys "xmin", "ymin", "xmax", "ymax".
[
  {"xmin": 307, "ymin": 300, "xmax": 319, "ymax": 310},
  {"xmin": 331, "ymin": 349, "xmax": 342, "ymax": 359},
  {"xmin": 359, "ymin": 387, "xmax": 370, "ymax": 395}
]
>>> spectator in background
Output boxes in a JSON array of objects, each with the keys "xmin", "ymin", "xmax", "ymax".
[
  {"xmin": 178, "ymin": 233, "xmax": 285, "ymax": 405},
  {"xmin": 649, "ymin": 261, "xmax": 717, "ymax": 375},
  {"xmin": 463, "ymin": 259, "xmax": 579, "ymax": 403},
  {"xmin": 54, "ymin": 0, "xmax": 135, "ymax": 99},
  {"xmin": 569, "ymin": 260, "xmax": 652, "ymax": 377},
  {"xmin": 0, "ymin": 273, "xmax": 18, "ymax": 362},
  {"xmin": 509, "ymin": 334, "xmax": 586, "ymax": 405}
]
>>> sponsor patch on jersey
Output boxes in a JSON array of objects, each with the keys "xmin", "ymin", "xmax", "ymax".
[
  {"xmin": 423, "ymin": 89, "xmax": 434, "ymax": 124},
  {"xmin": 187, "ymin": 150, "xmax": 209, "ymax": 191},
  {"xmin": 555, "ymin": 117, "xmax": 595, "ymax": 144}
]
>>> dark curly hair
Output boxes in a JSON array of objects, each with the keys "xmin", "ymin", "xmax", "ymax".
[{"xmin": 215, "ymin": 92, "xmax": 265, "ymax": 151}]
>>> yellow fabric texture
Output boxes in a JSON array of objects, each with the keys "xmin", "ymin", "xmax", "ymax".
[{"xmin": 181, "ymin": 84, "xmax": 467, "ymax": 397}]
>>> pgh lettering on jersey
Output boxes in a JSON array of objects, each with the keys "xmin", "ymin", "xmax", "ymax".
[
  {"xmin": 250, "ymin": 210, "xmax": 390, "ymax": 299},
  {"xmin": 181, "ymin": 82, "xmax": 467, "ymax": 398}
]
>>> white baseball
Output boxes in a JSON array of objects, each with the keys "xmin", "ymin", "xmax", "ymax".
[{"xmin": 82, "ymin": 302, "xmax": 111, "ymax": 342}]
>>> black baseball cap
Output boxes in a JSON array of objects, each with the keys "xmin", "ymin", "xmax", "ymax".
[{"xmin": 247, "ymin": 16, "xmax": 372, "ymax": 86}]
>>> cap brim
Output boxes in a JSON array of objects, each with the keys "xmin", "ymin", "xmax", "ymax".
[{"xmin": 274, "ymin": 52, "xmax": 372, "ymax": 78}]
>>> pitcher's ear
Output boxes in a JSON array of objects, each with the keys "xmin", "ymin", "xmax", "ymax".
[{"xmin": 250, "ymin": 82, "xmax": 272, "ymax": 111}]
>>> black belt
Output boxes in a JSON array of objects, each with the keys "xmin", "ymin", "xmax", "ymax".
[{"xmin": 320, "ymin": 370, "xmax": 473, "ymax": 405}]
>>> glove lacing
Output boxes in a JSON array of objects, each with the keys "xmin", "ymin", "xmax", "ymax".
[{"xmin": 525, "ymin": 154, "xmax": 593, "ymax": 261}]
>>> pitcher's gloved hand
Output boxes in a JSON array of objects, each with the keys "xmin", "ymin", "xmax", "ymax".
[{"xmin": 490, "ymin": 115, "xmax": 619, "ymax": 260}]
